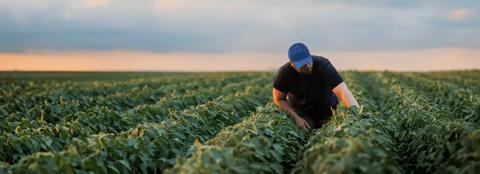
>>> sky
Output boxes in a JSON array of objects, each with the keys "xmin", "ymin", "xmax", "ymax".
[{"xmin": 0, "ymin": 0, "xmax": 479, "ymax": 71}]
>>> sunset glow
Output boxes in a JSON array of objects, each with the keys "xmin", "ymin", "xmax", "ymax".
[
  {"xmin": 0, "ymin": 0, "xmax": 479, "ymax": 71},
  {"xmin": 1, "ymin": 48, "xmax": 478, "ymax": 71}
]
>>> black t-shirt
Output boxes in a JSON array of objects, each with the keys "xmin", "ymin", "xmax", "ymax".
[{"xmin": 273, "ymin": 55, "xmax": 343, "ymax": 119}]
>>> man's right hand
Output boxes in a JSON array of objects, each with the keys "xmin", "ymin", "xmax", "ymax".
[
  {"xmin": 272, "ymin": 88, "xmax": 311, "ymax": 129},
  {"xmin": 294, "ymin": 116, "xmax": 311, "ymax": 129}
]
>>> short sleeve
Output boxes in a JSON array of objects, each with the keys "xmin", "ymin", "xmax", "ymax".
[
  {"xmin": 273, "ymin": 71, "xmax": 289, "ymax": 93},
  {"xmin": 318, "ymin": 62, "xmax": 343, "ymax": 90}
]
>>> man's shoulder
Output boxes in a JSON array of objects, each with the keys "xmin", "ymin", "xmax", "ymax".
[
  {"xmin": 312, "ymin": 55, "xmax": 331, "ymax": 64},
  {"xmin": 277, "ymin": 62, "xmax": 292, "ymax": 74},
  {"xmin": 311, "ymin": 55, "xmax": 332, "ymax": 70}
]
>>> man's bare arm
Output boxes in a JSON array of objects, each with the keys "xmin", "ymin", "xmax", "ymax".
[
  {"xmin": 332, "ymin": 82, "xmax": 360, "ymax": 109},
  {"xmin": 272, "ymin": 88, "xmax": 297, "ymax": 118},
  {"xmin": 272, "ymin": 88, "xmax": 310, "ymax": 128}
]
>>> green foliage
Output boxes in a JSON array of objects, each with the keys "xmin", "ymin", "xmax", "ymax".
[
  {"xmin": 165, "ymin": 103, "xmax": 307, "ymax": 174},
  {"xmin": 1, "ymin": 71, "xmax": 479, "ymax": 174},
  {"xmin": 2, "ymin": 75, "xmax": 271, "ymax": 173}
]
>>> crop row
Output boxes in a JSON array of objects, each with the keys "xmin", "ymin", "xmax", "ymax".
[
  {"xmin": 291, "ymin": 72, "xmax": 403, "ymax": 174},
  {"xmin": 417, "ymin": 71, "xmax": 480, "ymax": 94},
  {"xmin": 1, "ymin": 74, "xmax": 258, "ymax": 134},
  {"xmin": 1, "ymin": 81, "xmax": 271, "ymax": 173},
  {"xmin": 0, "ymin": 76, "xmax": 269, "ymax": 164},
  {"xmin": 0, "ymin": 75, "xmax": 197, "ymax": 117},
  {"xmin": 1, "ymin": 74, "xmax": 253, "ymax": 123},
  {"xmin": 292, "ymin": 71, "xmax": 479, "ymax": 174},
  {"xmin": 389, "ymin": 72, "xmax": 479, "ymax": 124},
  {"xmin": 165, "ymin": 102, "xmax": 306, "ymax": 174},
  {"xmin": 0, "ymin": 73, "xmax": 231, "ymax": 100},
  {"xmin": 374, "ymin": 72, "xmax": 480, "ymax": 173}
]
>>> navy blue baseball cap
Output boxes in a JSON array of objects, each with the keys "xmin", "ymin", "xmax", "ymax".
[{"xmin": 288, "ymin": 43, "xmax": 312, "ymax": 69}]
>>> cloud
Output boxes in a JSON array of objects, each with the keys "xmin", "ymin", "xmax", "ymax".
[
  {"xmin": 448, "ymin": 8, "xmax": 472, "ymax": 20},
  {"xmin": 0, "ymin": 0, "xmax": 479, "ymax": 53},
  {"xmin": 84, "ymin": 0, "xmax": 110, "ymax": 8},
  {"xmin": 153, "ymin": 0, "xmax": 191, "ymax": 11}
]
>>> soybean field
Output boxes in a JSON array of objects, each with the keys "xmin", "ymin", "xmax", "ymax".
[{"xmin": 0, "ymin": 71, "xmax": 479, "ymax": 174}]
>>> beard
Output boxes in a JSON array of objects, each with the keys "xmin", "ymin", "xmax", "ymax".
[{"xmin": 299, "ymin": 68, "xmax": 313, "ymax": 75}]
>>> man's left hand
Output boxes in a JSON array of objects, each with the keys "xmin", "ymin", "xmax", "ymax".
[{"xmin": 349, "ymin": 105, "xmax": 359, "ymax": 119}]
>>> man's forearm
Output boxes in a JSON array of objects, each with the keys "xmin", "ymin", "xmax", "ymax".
[
  {"xmin": 274, "ymin": 100, "xmax": 301, "ymax": 120},
  {"xmin": 333, "ymin": 82, "xmax": 360, "ymax": 109},
  {"xmin": 343, "ymin": 89, "xmax": 359, "ymax": 109}
]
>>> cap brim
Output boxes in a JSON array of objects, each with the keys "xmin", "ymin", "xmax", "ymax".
[{"xmin": 293, "ymin": 56, "xmax": 312, "ymax": 69}]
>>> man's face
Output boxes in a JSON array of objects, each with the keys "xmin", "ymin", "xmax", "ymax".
[{"xmin": 291, "ymin": 62, "xmax": 313, "ymax": 74}]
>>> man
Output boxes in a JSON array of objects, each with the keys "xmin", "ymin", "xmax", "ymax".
[{"xmin": 272, "ymin": 43, "xmax": 360, "ymax": 129}]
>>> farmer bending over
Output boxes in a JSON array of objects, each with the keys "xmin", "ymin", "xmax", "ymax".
[{"xmin": 273, "ymin": 43, "xmax": 360, "ymax": 129}]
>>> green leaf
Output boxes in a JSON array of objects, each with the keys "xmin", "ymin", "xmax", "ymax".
[{"xmin": 117, "ymin": 160, "xmax": 131, "ymax": 171}]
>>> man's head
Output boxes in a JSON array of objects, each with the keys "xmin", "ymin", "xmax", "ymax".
[{"xmin": 288, "ymin": 43, "xmax": 313, "ymax": 74}]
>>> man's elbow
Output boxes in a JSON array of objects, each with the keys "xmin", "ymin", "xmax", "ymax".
[
  {"xmin": 332, "ymin": 82, "xmax": 346, "ymax": 96},
  {"xmin": 273, "ymin": 98, "xmax": 282, "ymax": 107},
  {"xmin": 273, "ymin": 98, "xmax": 288, "ymax": 112}
]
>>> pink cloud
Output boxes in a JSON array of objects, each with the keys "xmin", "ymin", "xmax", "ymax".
[
  {"xmin": 84, "ymin": 0, "xmax": 110, "ymax": 8},
  {"xmin": 448, "ymin": 8, "xmax": 472, "ymax": 20}
]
